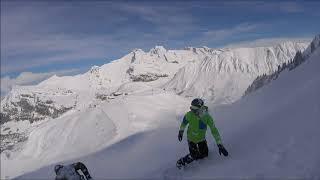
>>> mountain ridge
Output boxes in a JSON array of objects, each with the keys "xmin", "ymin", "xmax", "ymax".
[
  {"xmin": 1, "ymin": 41, "xmax": 309, "ymax": 125},
  {"xmin": 164, "ymin": 41, "xmax": 307, "ymax": 103},
  {"xmin": 245, "ymin": 34, "xmax": 320, "ymax": 95}
]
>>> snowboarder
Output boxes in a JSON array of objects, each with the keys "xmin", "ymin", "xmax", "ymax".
[
  {"xmin": 54, "ymin": 162, "xmax": 93, "ymax": 180},
  {"xmin": 177, "ymin": 98, "xmax": 228, "ymax": 168}
]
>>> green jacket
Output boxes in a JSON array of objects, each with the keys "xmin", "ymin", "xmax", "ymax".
[{"xmin": 179, "ymin": 108, "xmax": 222, "ymax": 144}]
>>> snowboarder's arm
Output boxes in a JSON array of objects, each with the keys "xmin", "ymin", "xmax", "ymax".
[
  {"xmin": 179, "ymin": 115, "xmax": 189, "ymax": 131},
  {"xmin": 206, "ymin": 116, "xmax": 222, "ymax": 145},
  {"xmin": 73, "ymin": 162, "xmax": 92, "ymax": 179}
]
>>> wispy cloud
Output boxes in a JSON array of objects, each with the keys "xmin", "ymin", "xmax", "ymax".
[
  {"xmin": 224, "ymin": 37, "xmax": 312, "ymax": 48},
  {"xmin": 114, "ymin": 2, "xmax": 195, "ymax": 36},
  {"xmin": 280, "ymin": 2, "xmax": 304, "ymax": 13},
  {"xmin": 221, "ymin": 1, "xmax": 305, "ymax": 14},
  {"xmin": 190, "ymin": 23, "xmax": 263, "ymax": 46},
  {"xmin": 2, "ymin": 34, "xmax": 117, "ymax": 74},
  {"xmin": 203, "ymin": 23, "xmax": 260, "ymax": 41},
  {"xmin": 1, "ymin": 1, "xmax": 195, "ymax": 75}
]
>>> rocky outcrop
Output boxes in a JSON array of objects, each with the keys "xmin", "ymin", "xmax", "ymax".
[
  {"xmin": 1, "ymin": 97, "xmax": 73, "ymax": 124},
  {"xmin": 126, "ymin": 66, "xmax": 169, "ymax": 82},
  {"xmin": 131, "ymin": 73, "xmax": 169, "ymax": 82},
  {"xmin": 0, "ymin": 133, "xmax": 28, "ymax": 153},
  {"xmin": 1, "ymin": 91, "xmax": 75, "ymax": 125}
]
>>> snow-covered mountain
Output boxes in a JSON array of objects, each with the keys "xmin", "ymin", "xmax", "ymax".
[
  {"xmin": 164, "ymin": 42, "xmax": 307, "ymax": 104},
  {"xmin": 0, "ymin": 39, "xmax": 313, "ymax": 178},
  {"xmin": 16, "ymin": 38, "xmax": 320, "ymax": 179},
  {"xmin": 1, "ymin": 42, "xmax": 307, "ymax": 125},
  {"xmin": 245, "ymin": 34, "xmax": 320, "ymax": 95}
]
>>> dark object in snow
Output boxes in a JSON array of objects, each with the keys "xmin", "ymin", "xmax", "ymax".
[
  {"xmin": 218, "ymin": 144, "xmax": 228, "ymax": 156},
  {"xmin": 176, "ymin": 140, "xmax": 209, "ymax": 169},
  {"xmin": 54, "ymin": 162, "xmax": 92, "ymax": 180}
]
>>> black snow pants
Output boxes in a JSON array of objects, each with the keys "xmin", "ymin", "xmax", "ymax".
[{"xmin": 181, "ymin": 140, "xmax": 209, "ymax": 164}]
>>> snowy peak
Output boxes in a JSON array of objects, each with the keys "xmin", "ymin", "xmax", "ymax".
[
  {"xmin": 149, "ymin": 45, "xmax": 167, "ymax": 55},
  {"xmin": 303, "ymin": 34, "xmax": 320, "ymax": 57},
  {"xmin": 89, "ymin": 65, "xmax": 100, "ymax": 75},
  {"xmin": 0, "ymin": 41, "xmax": 309, "ymax": 127},
  {"xmin": 1, "ymin": 42, "xmax": 309, "ymax": 124},
  {"xmin": 184, "ymin": 46, "xmax": 225, "ymax": 55},
  {"xmin": 126, "ymin": 45, "xmax": 208, "ymax": 82}
]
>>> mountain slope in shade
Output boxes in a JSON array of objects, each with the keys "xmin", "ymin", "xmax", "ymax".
[
  {"xmin": 17, "ymin": 42, "xmax": 320, "ymax": 179},
  {"xmin": 1, "ymin": 92, "xmax": 190, "ymax": 179}
]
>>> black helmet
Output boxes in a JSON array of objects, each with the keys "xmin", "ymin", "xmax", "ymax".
[
  {"xmin": 191, "ymin": 98, "xmax": 204, "ymax": 108},
  {"xmin": 54, "ymin": 164, "xmax": 63, "ymax": 174}
]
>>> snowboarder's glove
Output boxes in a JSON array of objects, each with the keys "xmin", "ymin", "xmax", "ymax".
[
  {"xmin": 218, "ymin": 144, "xmax": 228, "ymax": 156},
  {"xmin": 178, "ymin": 130, "xmax": 184, "ymax": 142}
]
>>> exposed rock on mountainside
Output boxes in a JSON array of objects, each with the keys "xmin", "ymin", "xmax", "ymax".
[{"xmin": 1, "ymin": 89, "xmax": 75, "ymax": 125}]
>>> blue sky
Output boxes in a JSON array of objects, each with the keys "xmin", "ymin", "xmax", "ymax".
[{"xmin": 1, "ymin": 1, "xmax": 319, "ymax": 89}]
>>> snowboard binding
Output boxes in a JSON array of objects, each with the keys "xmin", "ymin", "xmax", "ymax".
[
  {"xmin": 176, "ymin": 155, "xmax": 193, "ymax": 169},
  {"xmin": 176, "ymin": 159, "xmax": 185, "ymax": 169}
]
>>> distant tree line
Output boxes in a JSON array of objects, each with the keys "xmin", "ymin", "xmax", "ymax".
[
  {"xmin": 246, "ymin": 35, "xmax": 320, "ymax": 96},
  {"xmin": 244, "ymin": 50, "xmax": 306, "ymax": 96}
]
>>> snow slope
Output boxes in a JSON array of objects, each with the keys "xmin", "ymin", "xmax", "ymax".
[
  {"xmin": 16, "ymin": 45, "xmax": 320, "ymax": 179},
  {"xmin": 1, "ymin": 92, "xmax": 190, "ymax": 179}
]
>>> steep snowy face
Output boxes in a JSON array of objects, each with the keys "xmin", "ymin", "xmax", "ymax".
[
  {"xmin": 164, "ymin": 42, "xmax": 308, "ymax": 104},
  {"xmin": 126, "ymin": 46, "xmax": 209, "ymax": 82},
  {"xmin": 245, "ymin": 34, "xmax": 320, "ymax": 95}
]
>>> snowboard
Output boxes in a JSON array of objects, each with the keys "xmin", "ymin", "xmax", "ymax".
[
  {"xmin": 176, "ymin": 155, "xmax": 193, "ymax": 169},
  {"xmin": 176, "ymin": 158, "xmax": 185, "ymax": 169},
  {"xmin": 163, "ymin": 157, "xmax": 204, "ymax": 179}
]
